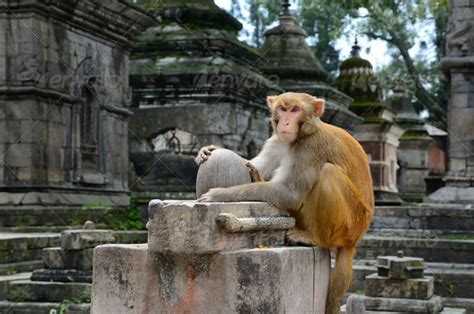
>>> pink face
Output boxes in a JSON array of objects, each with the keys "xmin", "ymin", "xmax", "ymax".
[{"xmin": 275, "ymin": 104, "xmax": 303, "ymax": 143}]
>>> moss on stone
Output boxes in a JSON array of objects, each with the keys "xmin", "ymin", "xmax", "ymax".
[{"xmin": 340, "ymin": 57, "xmax": 373, "ymax": 71}]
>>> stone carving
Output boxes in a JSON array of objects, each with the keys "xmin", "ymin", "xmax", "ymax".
[
  {"xmin": 447, "ymin": 21, "xmax": 472, "ymax": 56},
  {"xmin": 15, "ymin": 55, "xmax": 42, "ymax": 83}
]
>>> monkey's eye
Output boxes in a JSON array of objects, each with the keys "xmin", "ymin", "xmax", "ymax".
[
  {"xmin": 279, "ymin": 106, "xmax": 287, "ymax": 112},
  {"xmin": 291, "ymin": 106, "xmax": 300, "ymax": 113}
]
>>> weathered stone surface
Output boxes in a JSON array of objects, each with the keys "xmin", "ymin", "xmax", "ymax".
[
  {"xmin": 365, "ymin": 274, "xmax": 434, "ymax": 299},
  {"xmin": 362, "ymin": 295, "xmax": 443, "ymax": 312},
  {"xmin": 427, "ymin": 1, "xmax": 474, "ymax": 202},
  {"xmin": 147, "ymin": 200, "xmax": 294, "ymax": 255},
  {"xmin": 42, "ymin": 247, "xmax": 93, "ymax": 270},
  {"xmin": 196, "ymin": 148, "xmax": 251, "ymax": 198},
  {"xmin": 31, "ymin": 269, "xmax": 92, "ymax": 283},
  {"xmin": 8, "ymin": 280, "xmax": 91, "ymax": 302},
  {"xmin": 375, "ymin": 255, "xmax": 425, "ymax": 279},
  {"xmin": 0, "ymin": 1, "xmax": 154, "ymax": 208},
  {"xmin": 61, "ymin": 230, "xmax": 115, "ymax": 250},
  {"xmin": 91, "ymin": 244, "xmax": 330, "ymax": 313}
]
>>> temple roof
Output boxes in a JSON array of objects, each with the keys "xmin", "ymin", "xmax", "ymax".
[
  {"xmin": 336, "ymin": 39, "xmax": 383, "ymax": 104},
  {"xmin": 259, "ymin": 1, "xmax": 329, "ymax": 82}
]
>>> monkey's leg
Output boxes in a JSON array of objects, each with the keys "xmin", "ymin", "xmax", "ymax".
[
  {"xmin": 305, "ymin": 163, "xmax": 369, "ymax": 314},
  {"xmin": 285, "ymin": 228, "xmax": 315, "ymax": 246}
]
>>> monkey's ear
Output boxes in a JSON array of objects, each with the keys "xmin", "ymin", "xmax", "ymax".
[
  {"xmin": 267, "ymin": 95, "xmax": 277, "ymax": 108},
  {"xmin": 313, "ymin": 98, "xmax": 325, "ymax": 117}
]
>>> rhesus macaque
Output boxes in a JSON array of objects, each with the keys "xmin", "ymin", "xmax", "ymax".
[{"xmin": 196, "ymin": 92, "xmax": 374, "ymax": 314}]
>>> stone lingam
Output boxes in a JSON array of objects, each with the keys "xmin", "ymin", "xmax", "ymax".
[{"xmin": 91, "ymin": 149, "xmax": 331, "ymax": 313}]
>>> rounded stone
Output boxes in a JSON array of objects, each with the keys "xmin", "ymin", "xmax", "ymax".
[{"xmin": 196, "ymin": 148, "xmax": 251, "ymax": 198}]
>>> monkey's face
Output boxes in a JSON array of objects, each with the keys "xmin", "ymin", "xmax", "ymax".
[
  {"xmin": 273, "ymin": 104, "xmax": 304, "ymax": 143},
  {"xmin": 267, "ymin": 93, "xmax": 325, "ymax": 143}
]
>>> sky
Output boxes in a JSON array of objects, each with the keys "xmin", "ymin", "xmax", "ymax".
[{"xmin": 214, "ymin": 0, "xmax": 436, "ymax": 71}]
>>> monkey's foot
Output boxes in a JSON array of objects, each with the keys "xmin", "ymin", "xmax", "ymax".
[
  {"xmin": 285, "ymin": 228, "xmax": 315, "ymax": 247},
  {"xmin": 195, "ymin": 145, "xmax": 217, "ymax": 165},
  {"xmin": 245, "ymin": 161, "xmax": 264, "ymax": 182}
]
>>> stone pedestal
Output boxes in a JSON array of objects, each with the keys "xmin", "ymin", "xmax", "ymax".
[
  {"xmin": 427, "ymin": 1, "xmax": 474, "ymax": 204},
  {"xmin": 342, "ymin": 254, "xmax": 465, "ymax": 313},
  {"xmin": 91, "ymin": 200, "xmax": 331, "ymax": 313}
]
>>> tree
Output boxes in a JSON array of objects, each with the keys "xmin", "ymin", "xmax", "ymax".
[
  {"xmin": 298, "ymin": 0, "xmax": 350, "ymax": 73},
  {"xmin": 338, "ymin": 0, "xmax": 449, "ymax": 127}
]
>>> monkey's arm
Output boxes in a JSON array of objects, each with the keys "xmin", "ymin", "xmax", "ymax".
[
  {"xmin": 198, "ymin": 181, "xmax": 303, "ymax": 211},
  {"xmin": 249, "ymin": 136, "xmax": 287, "ymax": 180}
]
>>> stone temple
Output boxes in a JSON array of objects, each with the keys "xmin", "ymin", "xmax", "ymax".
[
  {"xmin": 128, "ymin": 0, "xmax": 280, "ymax": 204},
  {"xmin": 0, "ymin": 0, "xmax": 153, "ymax": 208},
  {"xmin": 1, "ymin": 0, "xmax": 474, "ymax": 313}
]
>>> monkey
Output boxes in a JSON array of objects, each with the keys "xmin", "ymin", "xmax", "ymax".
[{"xmin": 196, "ymin": 92, "xmax": 374, "ymax": 314}]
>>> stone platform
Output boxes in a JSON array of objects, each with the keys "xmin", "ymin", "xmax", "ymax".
[{"xmin": 92, "ymin": 201, "xmax": 331, "ymax": 313}]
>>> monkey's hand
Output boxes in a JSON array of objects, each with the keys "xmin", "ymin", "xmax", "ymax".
[
  {"xmin": 246, "ymin": 161, "xmax": 264, "ymax": 182},
  {"xmin": 195, "ymin": 145, "xmax": 217, "ymax": 165},
  {"xmin": 197, "ymin": 187, "xmax": 230, "ymax": 202},
  {"xmin": 285, "ymin": 228, "xmax": 315, "ymax": 247}
]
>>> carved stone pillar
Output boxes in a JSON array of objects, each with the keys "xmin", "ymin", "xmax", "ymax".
[{"xmin": 427, "ymin": 1, "xmax": 474, "ymax": 203}]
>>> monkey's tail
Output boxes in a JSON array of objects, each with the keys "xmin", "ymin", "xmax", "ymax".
[{"xmin": 325, "ymin": 246, "xmax": 356, "ymax": 314}]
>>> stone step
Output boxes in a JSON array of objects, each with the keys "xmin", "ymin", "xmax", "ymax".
[
  {"xmin": 371, "ymin": 205, "xmax": 474, "ymax": 234},
  {"xmin": 0, "ymin": 260, "xmax": 42, "ymax": 276},
  {"xmin": 7, "ymin": 280, "xmax": 91, "ymax": 303},
  {"xmin": 0, "ymin": 233, "xmax": 60, "ymax": 264},
  {"xmin": 350, "ymin": 260, "xmax": 474, "ymax": 298},
  {"xmin": 444, "ymin": 298, "xmax": 474, "ymax": 313},
  {"xmin": 0, "ymin": 272, "xmax": 31, "ymax": 300},
  {"xmin": 0, "ymin": 224, "xmax": 108, "ymax": 233},
  {"xmin": 0, "ymin": 206, "xmax": 127, "ymax": 227},
  {"xmin": 357, "ymin": 235, "xmax": 474, "ymax": 264},
  {"xmin": 369, "ymin": 228, "xmax": 474, "ymax": 237},
  {"xmin": 0, "ymin": 301, "xmax": 90, "ymax": 313}
]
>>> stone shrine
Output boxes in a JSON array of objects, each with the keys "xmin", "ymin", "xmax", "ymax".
[
  {"xmin": 92, "ymin": 200, "xmax": 331, "ymax": 313},
  {"xmin": 389, "ymin": 81, "xmax": 434, "ymax": 202},
  {"xmin": 259, "ymin": 0, "xmax": 362, "ymax": 131},
  {"xmin": 428, "ymin": 0, "xmax": 474, "ymax": 204},
  {"xmin": 336, "ymin": 40, "xmax": 404, "ymax": 205},
  {"xmin": 128, "ymin": 0, "xmax": 280, "ymax": 201},
  {"xmin": 0, "ymin": 0, "xmax": 153, "ymax": 207},
  {"xmin": 343, "ymin": 253, "xmax": 465, "ymax": 313}
]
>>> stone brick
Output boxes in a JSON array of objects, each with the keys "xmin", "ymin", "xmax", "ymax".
[
  {"xmin": 5, "ymin": 144, "xmax": 32, "ymax": 167},
  {"xmin": 92, "ymin": 244, "xmax": 330, "ymax": 314},
  {"xmin": 365, "ymin": 274, "xmax": 434, "ymax": 299},
  {"xmin": 61, "ymin": 230, "xmax": 116, "ymax": 250},
  {"xmin": 8, "ymin": 280, "xmax": 91, "ymax": 303},
  {"xmin": 147, "ymin": 201, "xmax": 293, "ymax": 255}
]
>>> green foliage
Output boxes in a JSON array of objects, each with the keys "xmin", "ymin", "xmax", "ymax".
[
  {"xmin": 334, "ymin": 0, "xmax": 449, "ymax": 127},
  {"xmin": 298, "ymin": 0, "xmax": 350, "ymax": 73},
  {"xmin": 100, "ymin": 198, "xmax": 145, "ymax": 231}
]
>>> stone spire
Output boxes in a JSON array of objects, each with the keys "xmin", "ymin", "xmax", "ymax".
[
  {"xmin": 351, "ymin": 37, "xmax": 361, "ymax": 57},
  {"xmin": 336, "ymin": 37, "xmax": 404, "ymax": 205},
  {"xmin": 258, "ymin": 0, "xmax": 361, "ymax": 130},
  {"xmin": 280, "ymin": 0, "xmax": 291, "ymax": 16}
]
